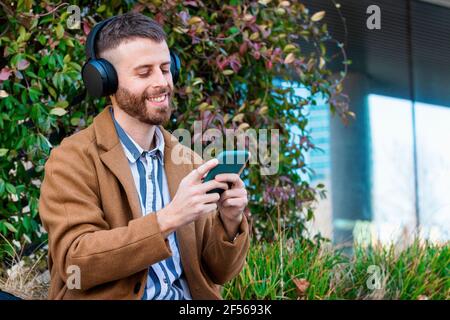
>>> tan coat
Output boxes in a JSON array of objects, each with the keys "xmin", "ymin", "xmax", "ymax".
[{"xmin": 38, "ymin": 106, "xmax": 250, "ymax": 300}]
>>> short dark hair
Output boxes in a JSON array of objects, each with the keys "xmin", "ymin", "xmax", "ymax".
[{"xmin": 96, "ymin": 12, "xmax": 167, "ymax": 57}]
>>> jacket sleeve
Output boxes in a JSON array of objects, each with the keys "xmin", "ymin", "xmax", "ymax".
[
  {"xmin": 190, "ymin": 151, "xmax": 251, "ymax": 285},
  {"xmin": 201, "ymin": 210, "xmax": 250, "ymax": 285},
  {"xmin": 38, "ymin": 142, "xmax": 172, "ymax": 291}
]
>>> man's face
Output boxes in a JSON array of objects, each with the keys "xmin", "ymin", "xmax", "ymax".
[{"xmin": 103, "ymin": 38, "xmax": 174, "ymax": 125}]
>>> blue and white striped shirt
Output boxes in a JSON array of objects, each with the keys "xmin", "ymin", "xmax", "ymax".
[{"xmin": 110, "ymin": 107, "xmax": 192, "ymax": 300}]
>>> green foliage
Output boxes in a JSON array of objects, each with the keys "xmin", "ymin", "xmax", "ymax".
[
  {"xmin": 223, "ymin": 237, "xmax": 450, "ymax": 300},
  {"xmin": 0, "ymin": 0, "xmax": 351, "ymax": 254}
]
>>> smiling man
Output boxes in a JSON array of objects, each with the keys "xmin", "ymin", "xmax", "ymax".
[{"xmin": 38, "ymin": 12, "xmax": 250, "ymax": 300}]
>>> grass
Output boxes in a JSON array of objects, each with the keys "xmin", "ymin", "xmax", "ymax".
[
  {"xmin": 222, "ymin": 236, "xmax": 450, "ymax": 300},
  {"xmin": 0, "ymin": 234, "xmax": 49, "ymax": 300},
  {"xmin": 1, "ymin": 232, "xmax": 448, "ymax": 300}
]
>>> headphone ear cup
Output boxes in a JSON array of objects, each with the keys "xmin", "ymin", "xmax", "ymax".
[
  {"xmin": 81, "ymin": 58, "xmax": 118, "ymax": 98},
  {"xmin": 170, "ymin": 50, "xmax": 181, "ymax": 85},
  {"xmin": 98, "ymin": 58, "xmax": 118, "ymax": 96}
]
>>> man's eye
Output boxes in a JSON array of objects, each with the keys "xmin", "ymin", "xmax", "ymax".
[
  {"xmin": 162, "ymin": 69, "xmax": 170, "ymax": 74},
  {"xmin": 138, "ymin": 72, "xmax": 149, "ymax": 78}
]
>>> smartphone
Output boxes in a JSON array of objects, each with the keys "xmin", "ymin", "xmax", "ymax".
[{"xmin": 202, "ymin": 150, "xmax": 250, "ymax": 195}]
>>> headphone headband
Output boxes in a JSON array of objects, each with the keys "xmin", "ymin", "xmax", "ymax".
[{"xmin": 85, "ymin": 17, "xmax": 116, "ymax": 60}]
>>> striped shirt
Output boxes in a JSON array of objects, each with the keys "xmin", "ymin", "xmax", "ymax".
[{"xmin": 110, "ymin": 108, "xmax": 192, "ymax": 300}]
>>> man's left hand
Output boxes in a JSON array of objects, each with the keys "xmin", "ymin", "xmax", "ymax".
[{"xmin": 214, "ymin": 173, "xmax": 248, "ymax": 241}]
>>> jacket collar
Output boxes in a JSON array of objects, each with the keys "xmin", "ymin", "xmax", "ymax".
[
  {"xmin": 93, "ymin": 106, "xmax": 186, "ymax": 220},
  {"xmin": 108, "ymin": 107, "xmax": 165, "ymax": 164},
  {"xmin": 92, "ymin": 106, "xmax": 198, "ymax": 281}
]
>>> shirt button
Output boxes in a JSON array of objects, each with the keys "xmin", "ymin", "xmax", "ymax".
[{"xmin": 163, "ymin": 278, "xmax": 168, "ymax": 284}]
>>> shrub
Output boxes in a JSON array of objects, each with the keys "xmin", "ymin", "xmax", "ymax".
[{"xmin": 0, "ymin": 0, "xmax": 351, "ymax": 257}]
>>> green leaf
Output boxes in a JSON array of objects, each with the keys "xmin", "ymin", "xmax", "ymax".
[
  {"xmin": 5, "ymin": 183, "xmax": 16, "ymax": 195},
  {"xmin": 4, "ymin": 221, "xmax": 17, "ymax": 233},
  {"xmin": 55, "ymin": 100, "xmax": 69, "ymax": 109},
  {"xmin": 50, "ymin": 107, "xmax": 67, "ymax": 116},
  {"xmin": 97, "ymin": 4, "xmax": 107, "ymax": 13},
  {"xmin": 70, "ymin": 117, "xmax": 80, "ymax": 126},
  {"xmin": 23, "ymin": 216, "xmax": 31, "ymax": 231},
  {"xmin": 0, "ymin": 148, "xmax": 8, "ymax": 156},
  {"xmin": 55, "ymin": 24, "xmax": 64, "ymax": 39},
  {"xmin": 228, "ymin": 26, "xmax": 240, "ymax": 35}
]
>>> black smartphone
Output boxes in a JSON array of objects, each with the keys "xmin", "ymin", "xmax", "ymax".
[{"xmin": 202, "ymin": 150, "xmax": 250, "ymax": 195}]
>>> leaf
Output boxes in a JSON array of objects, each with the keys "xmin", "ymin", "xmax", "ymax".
[
  {"xmin": 17, "ymin": 59, "xmax": 30, "ymax": 70},
  {"xmin": 222, "ymin": 69, "xmax": 234, "ymax": 75},
  {"xmin": 249, "ymin": 32, "xmax": 259, "ymax": 41},
  {"xmin": 50, "ymin": 108, "xmax": 67, "ymax": 116},
  {"xmin": 311, "ymin": 11, "xmax": 326, "ymax": 22},
  {"xmin": 232, "ymin": 113, "xmax": 245, "ymax": 122},
  {"xmin": 188, "ymin": 16, "xmax": 202, "ymax": 25},
  {"xmin": 259, "ymin": 106, "xmax": 268, "ymax": 115},
  {"xmin": 173, "ymin": 27, "xmax": 189, "ymax": 34},
  {"xmin": 283, "ymin": 44, "xmax": 297, "ymax": 53},
  {"xmin": 96, "ymin": 4, "xmax": 106, "ymax": 13},
  {"xmin": 5, "ymin": 183, "xmax": 16, "ymax": 195},
  {"xmin": 238, "ymin": 123, "xmax": 250, "ymax": 131},
  {"xmin": 243, "ymin": 14, "xmax": 254, "ymax": 22},
  {"xmin": 0, "ymin": 67, "xmax": 12, "ymax": 81},
  {"xmin": 55, "ymin": 100, "xmax": 69, "ymax": 109},
  {"xmin": 258, "ymin": 0, "xmax": 271, "ymax": 5},
  {"xmin": 284, "ymin": 53, "xmax": 295, "ymax": 64},
  {"xmin": 293, "ymin": 278, "xmax": 310, "ymax": 297},
  {"xmin": 198, "ymin": 102, "xmax": 209, "ymax": 111},
  {"xmin": 0, "ymin": 90, "xmax": 8, "ymax": 98},
  {"xmin": 70, "ymin": 117, "xmax": 80, "ymax": 126},
  {"xmin": 0, "ymin": 148, "xmax": 8, "ymax": 156},
  {"xmin": 55, "ymin": 24, "xmax": 64, "ymax": 39},
  {"xmin": 3, "ymin": 222, "xmax": 17, "ymax": 233},
  {"xmin": 319, "ymin": 57, "xmax": 326, "ymax": 69},
  {"xmin": 228, "ymin": 26, "xmax": 240, "ymax": 35}
]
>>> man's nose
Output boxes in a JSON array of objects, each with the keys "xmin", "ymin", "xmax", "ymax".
[{"xmin": 151, "ymin": 68, "xmax": 169, "ymax": 88}]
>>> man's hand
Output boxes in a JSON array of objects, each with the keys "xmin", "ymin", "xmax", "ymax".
[
  {"xmin": 156, "ymin": 159, "xmax": 229, "ymax": 238},
  {"xmin": 215, "ymin": 173, "xmax": 248, "ymax": 241}
]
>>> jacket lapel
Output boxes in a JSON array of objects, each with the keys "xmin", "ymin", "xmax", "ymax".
[
  {"xmin": 94, "ymin": 107, "xmax": 142, "ymax": 220},
  {"xmin": 93, "ymin": 107, "xmax": 199, "ymax": 272}
]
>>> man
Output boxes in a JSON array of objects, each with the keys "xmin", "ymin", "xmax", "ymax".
[{"xmin": 38, "ymin": 12, "xmax": 250, "ymax": 300}]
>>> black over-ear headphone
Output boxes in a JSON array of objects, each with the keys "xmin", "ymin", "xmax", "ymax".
[{"xmin": 81, "ymin": 16, "xmax": 181, "ymax": 98}]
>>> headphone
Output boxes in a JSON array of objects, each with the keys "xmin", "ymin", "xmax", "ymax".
[{"xmin": 81, "ymin": 16, "xmax": 181, "ymax": 98}]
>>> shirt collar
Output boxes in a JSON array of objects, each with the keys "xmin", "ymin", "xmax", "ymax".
[{"xmin": 109, "ymin": 107, "xmax": 165, "ymax": 164}]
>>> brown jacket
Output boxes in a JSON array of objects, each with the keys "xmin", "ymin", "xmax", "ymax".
[{"xmin": 38, "ymin": 106, "xmax": 250, "ymax": 300}]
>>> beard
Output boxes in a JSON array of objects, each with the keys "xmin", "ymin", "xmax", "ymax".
[{"xmin": 114, "ymin": 86, "xmax": 173, "ymax": 126}]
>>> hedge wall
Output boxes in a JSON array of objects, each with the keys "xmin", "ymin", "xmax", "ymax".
[{"xmin": 0, "ymin": 0, "xmax": 351, "ymax": 258}]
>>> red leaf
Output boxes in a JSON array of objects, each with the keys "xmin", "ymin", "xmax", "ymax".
[
  {"xmin": 83, "ymin": 21, "xmax": 91, "ymax": 36},
  {"xmin": 239, "ymin": 42, "xmax": 248, "ymax": 56},
  {"xmin": 293, "ymin": 278, "xmax": 310, "ymax": 298},
  {"xmin": 0, "ymin": 67, "xmax": 12, "ymax": 81}
]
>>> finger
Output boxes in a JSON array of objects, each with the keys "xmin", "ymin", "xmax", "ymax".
[
  {"xmin": 198, "ymin": 192, "xmax": 221, "ymax": 204},
  {"xmin": 197, "ymin": 180, "xmax": 229, "ymax": 194},
  {"xmin": 215, "ymin": 173, "xmax": 244, "ymax": 188},
  {"xmin": 220, "ymin": 188, "xmax": 247, "ymax": 200},
  {"xmin": 202, "ymin": 203, "xmax": 218, "ymax": 213},
  {"xmin": 187, "ymin": 158, "xmax": 218, "ymax": 183},
  {"xmin": 221, "ymin": 198, "xmax": 248, "ymax": 208}
]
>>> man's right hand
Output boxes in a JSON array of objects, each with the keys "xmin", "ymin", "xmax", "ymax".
[{"xmin": 156, "ymin": 158, "xmax": 229, "ymax": 238}]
